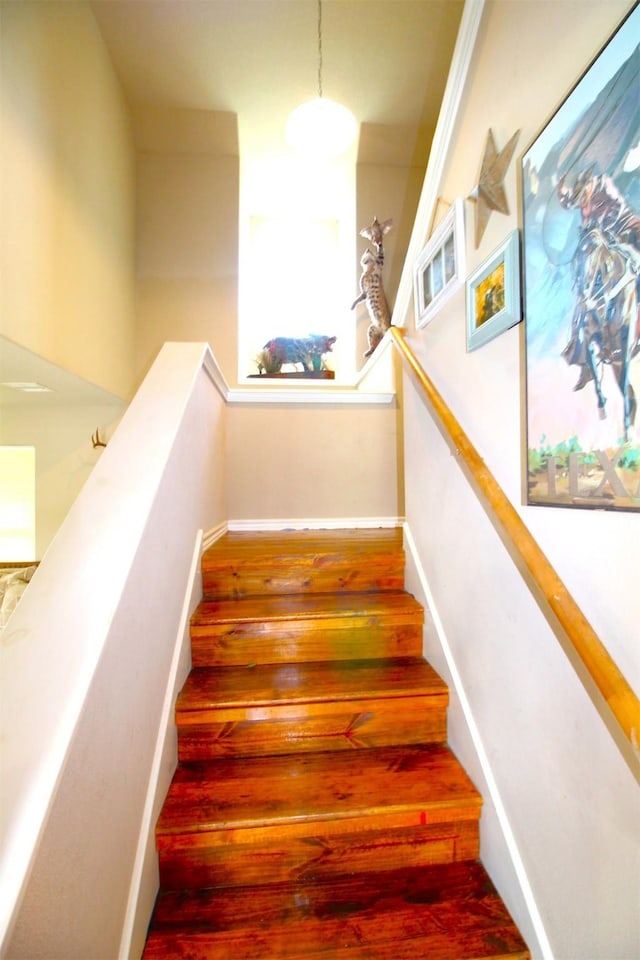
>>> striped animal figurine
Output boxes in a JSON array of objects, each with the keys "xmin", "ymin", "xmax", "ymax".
[{"xmin": 351, "ymin": 217, "xmax": 393, "ymax": 358}]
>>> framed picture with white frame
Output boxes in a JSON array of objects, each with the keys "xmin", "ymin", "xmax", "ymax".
[
  {"xmin": 414, "ymin": 198, "xmax": 466, "ymax": 329},
  {"xmin": 466, "ymin": 229, "xmax": 521, "ymax": 352}
]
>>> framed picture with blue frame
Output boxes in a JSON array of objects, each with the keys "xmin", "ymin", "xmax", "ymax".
[
  {"xmin": 521, "ymin": 2, "xmax": 640, "ymax": 511},
  {"xmin": 466, "ymin": 230, "xmax": 521, "ymax": 352}
]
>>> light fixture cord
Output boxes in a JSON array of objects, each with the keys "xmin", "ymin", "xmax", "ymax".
[{"xmin": 317, "ymin": 0, "xmax": 323, "ymax": 99}]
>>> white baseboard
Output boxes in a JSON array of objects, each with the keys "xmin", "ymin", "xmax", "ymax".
[
  {"xmin": 227, "ymin": 516, "xmax": 404, "ymax": 532},
  {"xmin": 202, "ymin": 520, "xmax": 228, "ymax": 552},
  {"xmin": 118, "ymin": 530, "xmax": 203, "ymax": 960}
]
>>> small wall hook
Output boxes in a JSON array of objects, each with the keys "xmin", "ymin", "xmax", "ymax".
[{"xmin": 91, "ymin": 428, "xmax": 107, "ymax": 449}]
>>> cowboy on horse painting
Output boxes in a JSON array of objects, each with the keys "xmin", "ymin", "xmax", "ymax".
[
  {"xmin": 521, "ymin": 4, "xmax": 640, "ymax": 509},
  {"xmin": 558, "ymin": 168, "xmax": 640, "ymax": 441}
]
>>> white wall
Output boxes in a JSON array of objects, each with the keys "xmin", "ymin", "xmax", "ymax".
[
  {"xmin": 401, "ymin": 1, "xmax": 639, "ymax": 956},
  {"xmin": 0, "ymin": 344, "xmax": 227, "ymax": 958},
  {"xmin": 1, "ymin": 403, "xmax": 124, "ymax": 559},
  {"xmin": 0, "ymin": 1, "xmax": 136, "ymax": 400}
]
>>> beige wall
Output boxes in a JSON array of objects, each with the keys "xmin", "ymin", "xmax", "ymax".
[
  {"xmin": 403, "ymin": 2, "xmax": 639, "ymax": 956},
  {"xmin": 226, "ymin": 399, "xmax": 401, "ymax": 524},
  {"xmin": 1, "ymin": 403, "xmax": 123, "ymax": 559},
  {"xmin": 355, "ymin": 124, "xmax": 430, "ymax": 365},
  {"xmin": 134, "ymin": 107, "xmax": 240, "ymax": 387},
  {"xmin": 0, "ymin": 1, "xmax": 136, "ymax": 400},
  {"xmin": 1, "ymin": 2, "xmax": 403, "ymax": 550},
  {"xmin": 135, "ymin": 104, "xmax": 402, "ymax": 525},
  {"xmin": 424, "ymin": 0, "xmax": 638, "ymax": 699}
]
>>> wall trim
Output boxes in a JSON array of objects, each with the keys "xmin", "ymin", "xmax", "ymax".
[
  {"xmin": 201, "ymin": 344, "xmax": 231, "ymax": 400},
  {"xmin": 393, "ymin": 0, "xmax": 486, "ymax": 329},
  {"xmin": 227, "ymin": 388, "xmax": 395, "ymax": 405},
  {"xmin": 202, "ymin": 521, "xmax": 229, "ymax": 552},
  {"xmin": 403, "ymin": 520, "xmax": 553, "ymax": 960},
  {"xmin": 183, "ymin": 330, "xmax": 398, "ymax": 405},
  {"xmin": 228, "ymin": 517, "xmax": 404, "ymax": 532},
  {"xmin": 118, "ymin": 530, "xmax": 203, "ymax": 960}
]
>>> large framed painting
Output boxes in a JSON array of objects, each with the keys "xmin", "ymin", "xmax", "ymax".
[{"xmin": 521, "ymin": 3, "xmax": 640, "ymax": 511}]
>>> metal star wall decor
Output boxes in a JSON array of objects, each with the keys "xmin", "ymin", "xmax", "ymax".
[{"xmin": 470, "ymin": 128, "xmax": 520, "ymax": 247}]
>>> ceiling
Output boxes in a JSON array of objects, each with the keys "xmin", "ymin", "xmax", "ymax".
[
  {"xmin": 1, "ymin": 1, "xmax": 464, "ymax": 408},
  {"xmin": 91, "ymin": 0, "xmax": 465, "ymax": 163},
  {"xmin": 0, "ymin": 338, "xmax": 124, "ymax": 408}
]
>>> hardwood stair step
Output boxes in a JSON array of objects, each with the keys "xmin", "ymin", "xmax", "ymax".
[
  {"xmin": 176, "ymin": 657, "xmax": 448, "ymax": 759},
  {"xmin": 156, "ymin": 744, "xmax": 481, "ymax": 890},
  {"xmin": 190, "ymin": 591, "xmax": 424, "ymax": 666},
  {"xmin": 145, "ymin": 529, "xmax": 530, "ymax": 958},
  {"xmin": 143, "ymin": 861, "xmax": 529, "ymax": 960},
  {"xmin": 202, "ymin": 528, "xmax": 406, "ymax": 600}
]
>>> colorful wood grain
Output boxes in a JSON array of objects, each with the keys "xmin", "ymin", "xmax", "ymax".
[{"xmin": 143, "ymin": 530, "xmax": 529, "ymax": 959}]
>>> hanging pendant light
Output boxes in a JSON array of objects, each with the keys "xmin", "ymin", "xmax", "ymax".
[{"xmin": 285, "ymin": 0, "xmax": 358, "ymax": 159}]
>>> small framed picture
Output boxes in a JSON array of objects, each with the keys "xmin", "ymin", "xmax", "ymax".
[
  {"xmin": 466, "ymin": 230, "xmax": 521, "ymax": 351},
  {"xmin": 414, "ymin": 198, "xmax": 465, "ymax": 329}
]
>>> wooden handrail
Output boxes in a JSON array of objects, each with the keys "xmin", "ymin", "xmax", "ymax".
[{"xmin": 390, "ymin": 326, "xmax": 640, "ymax": 783}]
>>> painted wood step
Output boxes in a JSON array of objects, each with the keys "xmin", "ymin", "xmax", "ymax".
[
  {"xmin": 156, "ymin": 744, "xmax": 481, "ymax": 890},
  {"xmin": 202, "ymin": 528, "xmax": 405, "ymax": 600},
  {"xmin": 176, "ymin": 657, "xmax": 448, "ymax": 760},
  {"xmin": 143, "ymin": 861, "xmax": 529, "ymax": 960},
  {"xmin": 190, "ymin": 591, "xmax": 424, "ymax": 667}
]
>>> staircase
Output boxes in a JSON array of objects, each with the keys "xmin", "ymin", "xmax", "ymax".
[{"xmin": 143, "ymin": 528, "xmax": 529, "ymax": 959}]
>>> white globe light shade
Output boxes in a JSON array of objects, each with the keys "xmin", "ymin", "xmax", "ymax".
[{"xmin": 286, "ymin": 97, "xmax": 358, "ymax": 159}]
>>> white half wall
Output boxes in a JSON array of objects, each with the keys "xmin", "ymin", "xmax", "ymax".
[{"xmin": 0, "ymin": 343, "xmax": 227, "ymax": 958}]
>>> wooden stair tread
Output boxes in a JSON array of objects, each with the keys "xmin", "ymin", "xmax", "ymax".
[
  {"xmin": 145, "ymin": 529, "xmax": 529, "ymax": 958},
  {"xmin": 143, "ymin": 861, "xmax": 529, "ymax": 960},
  {"xmin": 177, "ymin": 657, "xmax": 447, "ymax": 713},
  {"xmin": 156, "ymin": 744, "xmax": 481, "ymax": 838},
  {"xmin": 202, "ymin": 528, "xmax": 404, "ymax": 564},
  {"xmin": 191, "ymin": 590, "xmax": 423, "ymax": 627}
]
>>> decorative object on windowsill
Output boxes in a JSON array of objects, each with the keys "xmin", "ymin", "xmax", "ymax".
[
  {"xmin": 252, "ymin": 335, "xmax": 337, "ymax": 378},
  {"xmin": 285, "ymin": 0, "xmax": 357, "ymax": 160},
  {"xmin": 351, "ymin": 217, "xmax": 393, "ymax": 359},
  {"xmin": 469, "ymin": 128, "xmax": 520, "ymax": 247}
]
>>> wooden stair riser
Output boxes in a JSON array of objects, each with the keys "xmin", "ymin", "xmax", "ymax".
[
  {"xmin": 177, "ymin": 694, "xmax": 448, "ymax": 760},
  {"xmin": 190, "ymin": 593, "xmax": 424, "ymax": 668},
  {"xmin": 158, "ymin": 818, "xmax": 480, "ymax": 891},
  {"xmin": 190, "ymin": 626, "xmax": 423, "ymax": 667},
  {"xmin": 144, "ymin": 914, "xmax": 529, "ymax": 960},
  {"xmin": 201, "ymin": 529, "xmax": 406, "ymax": 600},
  {"xmin": 191, "ymin": 620, "xmax": 423, "ymax": 667},
  {"xmin": 203, "ymin": 565, "xmax": 406, "ymax": 601}
]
